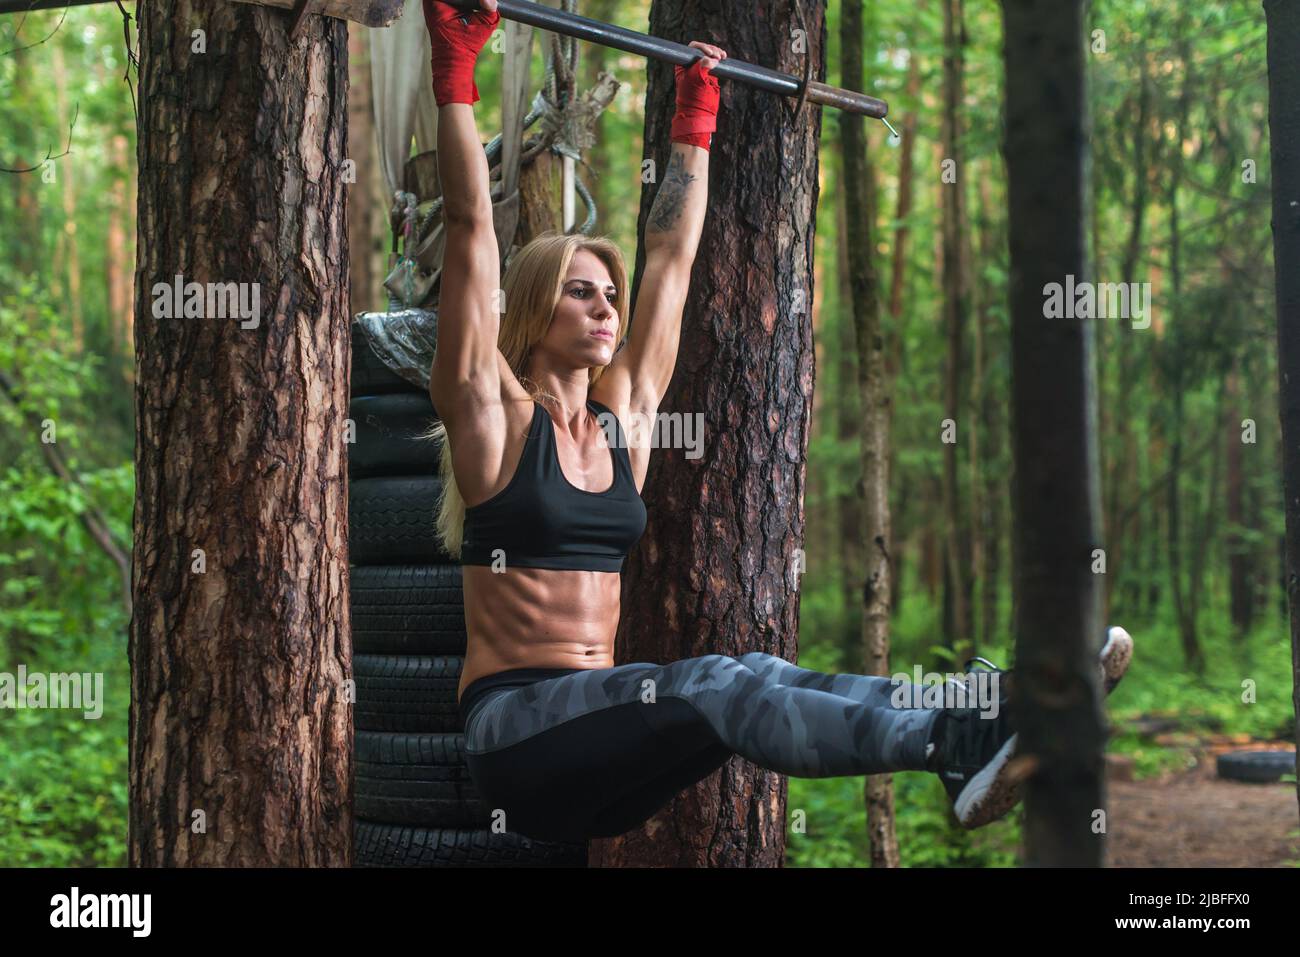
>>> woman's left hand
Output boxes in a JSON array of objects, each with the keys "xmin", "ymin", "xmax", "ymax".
[{"xmin": 685, "ymin": 40, "xmax": 727, "ymax": 72}]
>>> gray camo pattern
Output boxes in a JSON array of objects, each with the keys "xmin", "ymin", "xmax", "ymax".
[{"xmin": 464, "ymin": 651, "xmax": 941, "ymax": 776}]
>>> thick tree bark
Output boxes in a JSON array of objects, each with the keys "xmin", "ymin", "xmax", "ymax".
[
  {"xmin": 590, "ymin": 0, "xmax": 824, "ymax": 868},
  {"xmin": 129, "ymin": 1, "xmax": 353, "ymax": 866},
  {"xmin": 1001, "ymin": 0, "xmax": 1105, "ymax": 867},
  {"xmin": 1265, "ymin": 0, "xmax": 1300, "ymax": 820}
]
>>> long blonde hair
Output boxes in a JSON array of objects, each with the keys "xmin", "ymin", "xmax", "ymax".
[{"xmin": 427, "ymin": 230, "xmax": 630, "ymax": 558}]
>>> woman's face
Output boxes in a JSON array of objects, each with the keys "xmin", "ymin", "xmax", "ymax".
[{"xmin": 537, "ymin": 248, "xmax": 620, "ymax": 370}]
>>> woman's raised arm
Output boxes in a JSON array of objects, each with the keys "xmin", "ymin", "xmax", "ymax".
[
  {"xmin": 593, "ymin": 42, "xmax": 726, "ymax": 419},
  {"xmin": 424, "ymin": 0, "xmax": 508, "ymax": 426}
]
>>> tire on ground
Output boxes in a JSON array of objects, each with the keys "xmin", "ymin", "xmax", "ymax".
[{"xmin": 1215, "ymin": 749, "xmax": 1296, "ymax": 783}]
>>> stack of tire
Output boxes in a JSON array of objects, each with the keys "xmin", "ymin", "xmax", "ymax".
[{"xmin": 348, "ymin": 316, "xmax": 586, "ymax": 867}]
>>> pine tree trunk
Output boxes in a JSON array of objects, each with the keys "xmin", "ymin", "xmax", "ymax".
[
  {"xmin": 107, "ymin": 133, "xmax": 133, "ymax": 385},
  {"xmin": 589, "ymin": 0, "xmax": 825, "ymax": 868},
  {"xmin": 974, "ymin": 167, "xmax": 1002, "ymax": 648},
  {"xmin": 1001, "ymin": 0, "xmax": 1105, "ymax": 867},
  {"xmin": 1108, "ymin": 51, "xmax": 1150, "ymax": 617},
  {"xmin": 1188, "ymin": 375, "xmax": 1225, "ymax": 635},
  {"xmin": 842, "ymin": 0, "xmax": 899, "ymax": 870},
  {"xmin": 1164, "ymin": 36, "xmax": 1203, "ymax": 672},
  {"xmin": 129, "ymin": 2, "xmax": 353, "ymax": 866},
  {"xmin": 10, "ymin": 43, "xmax": 44, "ymax": 286},
  {"xmin": 885, "ymin": 31, "xmax": 920, "ymax": 618},
  {"xmin": 940, "ymin": 0, "xmax": 972, "ymax": 662},
  {"xmin": 51, "ymin": 41, "xmax": 85, "ymax": 353},
  {"xmin": 887, "ymin": 15, "xmax": 921, "ymax": 379},
  {"xmin": 835, "ymin": 180, "xmax": 863, "ymax": 669},
  {"xmin": 968, "ymin": 156, "xmax": 985, "ymax": 648},
  {"xmin": 1226, "ymin": 366, "xmax": 1252, "ymax": 640},
  {"xmin": 1264, "ymin": 0, "xmax": 1300, "ymax": 818}
]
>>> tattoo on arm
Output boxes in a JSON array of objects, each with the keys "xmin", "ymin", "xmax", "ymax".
[{"xmin": 646, "ymin": 151, "xmax": 698, "ymax": 235}]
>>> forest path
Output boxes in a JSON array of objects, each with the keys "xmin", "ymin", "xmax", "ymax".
[{"xmin": 1105, "ymin": 743, "xmax": 1299, "ymax": 867}]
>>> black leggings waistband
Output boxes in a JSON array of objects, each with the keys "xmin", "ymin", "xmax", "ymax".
[{"xmin": 459, "ymin": 667, "xmax": 583, "ymax": 726}]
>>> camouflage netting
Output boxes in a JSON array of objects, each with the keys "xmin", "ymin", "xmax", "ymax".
[{"xmin": 359, "ymin": 0, "xmax": 617, "ymax": 385}]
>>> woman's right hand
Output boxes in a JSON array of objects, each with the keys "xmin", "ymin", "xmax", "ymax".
[{"xmin": 423, "ymin": 0, "xmax": 503, "ymax": 107}]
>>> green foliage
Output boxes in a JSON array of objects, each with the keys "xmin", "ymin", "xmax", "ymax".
[
  {"xmin": 0, "ymin": 705, "xmax": 128, "ymax": 867},
  {"xmin": 1102, "ymin": 606, "xmax": 1296, "ymax": 780},
  {"xmin": 786, "ymin": 770, "xmax": 1021, "ymax": 868},
  {"xmin": 0, "ymin": 271, "xmax": 133, "ymax": 867}
]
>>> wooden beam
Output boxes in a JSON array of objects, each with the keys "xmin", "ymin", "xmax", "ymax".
[
  {"xmin": 0, "ymin": 0, "xmax": 408, "ymax": 27},
  {"xmin": 229, "ymin": 0, "xmax": 408, "ymax": 28}
]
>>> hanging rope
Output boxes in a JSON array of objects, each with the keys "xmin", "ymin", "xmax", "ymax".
[
  {"xmin": 385, "ymin": 0, "xmax": 607, "ymax": 312},
  {"xmin": 533, "ymin": 0, "xmax": 601, "ymax": 234},
  {"xmin": 387, "ymin": 190, "xmax": 421, "ymax": 311}
]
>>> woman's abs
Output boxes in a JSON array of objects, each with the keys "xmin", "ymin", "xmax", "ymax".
[{"xmin": 458, "ymin": 564, "xmax": 622, "ymax": 698}]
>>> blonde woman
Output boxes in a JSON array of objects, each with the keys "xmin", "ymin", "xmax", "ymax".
[{"xmin": 424, "ymin": 0, "xmax": 1134, "ymax": 843}]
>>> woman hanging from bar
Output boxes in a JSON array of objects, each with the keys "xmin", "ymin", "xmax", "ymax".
[{"xmin": 421, "ymin": 0, "xmax": 1134, "ymax": 843}]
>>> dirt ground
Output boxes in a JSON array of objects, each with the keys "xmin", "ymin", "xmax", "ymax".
[{"xmin": 1105, "ymin": 744, "xmax": 1300, "ymax": 867}]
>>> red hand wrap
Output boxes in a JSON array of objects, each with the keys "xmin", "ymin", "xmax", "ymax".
[
  {"xmin": 423, "ymin": 0, "xmax": 501, "ymax": 107},
  {"xmin": 671, "ymin": 58, "xmax": 721, "ymax": 151}
]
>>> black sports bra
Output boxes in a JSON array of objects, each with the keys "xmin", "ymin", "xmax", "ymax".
[{"xmin": 459, "ymin": 398, "xmax": 647, "ymax": 572}]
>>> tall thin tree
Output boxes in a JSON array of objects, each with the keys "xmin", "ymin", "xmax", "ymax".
[
  {"xmin": 841, "ymin": 0, "xmax": 899, "ymax": 869},
  {"xmin": 940, "ymin": 0, "xmax": 973, "ymax": 663},
  {"xmin": 1001, "ymin": 0, "xmax": 1105, "ymax": 867},
  {"xmin": 1265, "ymin": 0, "xmax": 1300, "ymax": 817}
]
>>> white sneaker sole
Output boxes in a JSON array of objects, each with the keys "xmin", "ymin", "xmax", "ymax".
[
  {"xmin": 953, "ymin": 732, "xmax": 1020, "ymax": 828},
  {"xmin": 1100, "ymin": 626, "xmax": 1134, "ymax": 694},
  {"xmin": 954, "ymin": 625, "xmax": 1135, "ymax": 829}
]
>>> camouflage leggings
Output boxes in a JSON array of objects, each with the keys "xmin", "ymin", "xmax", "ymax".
[{"xmin": 461, "ymin": 651, "xmax": 940, "ymax": 842}]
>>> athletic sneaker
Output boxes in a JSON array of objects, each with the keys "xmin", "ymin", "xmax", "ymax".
[{"xmin": 925, "ymin": 625, "xmax": 1135, "ymax": 829}]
